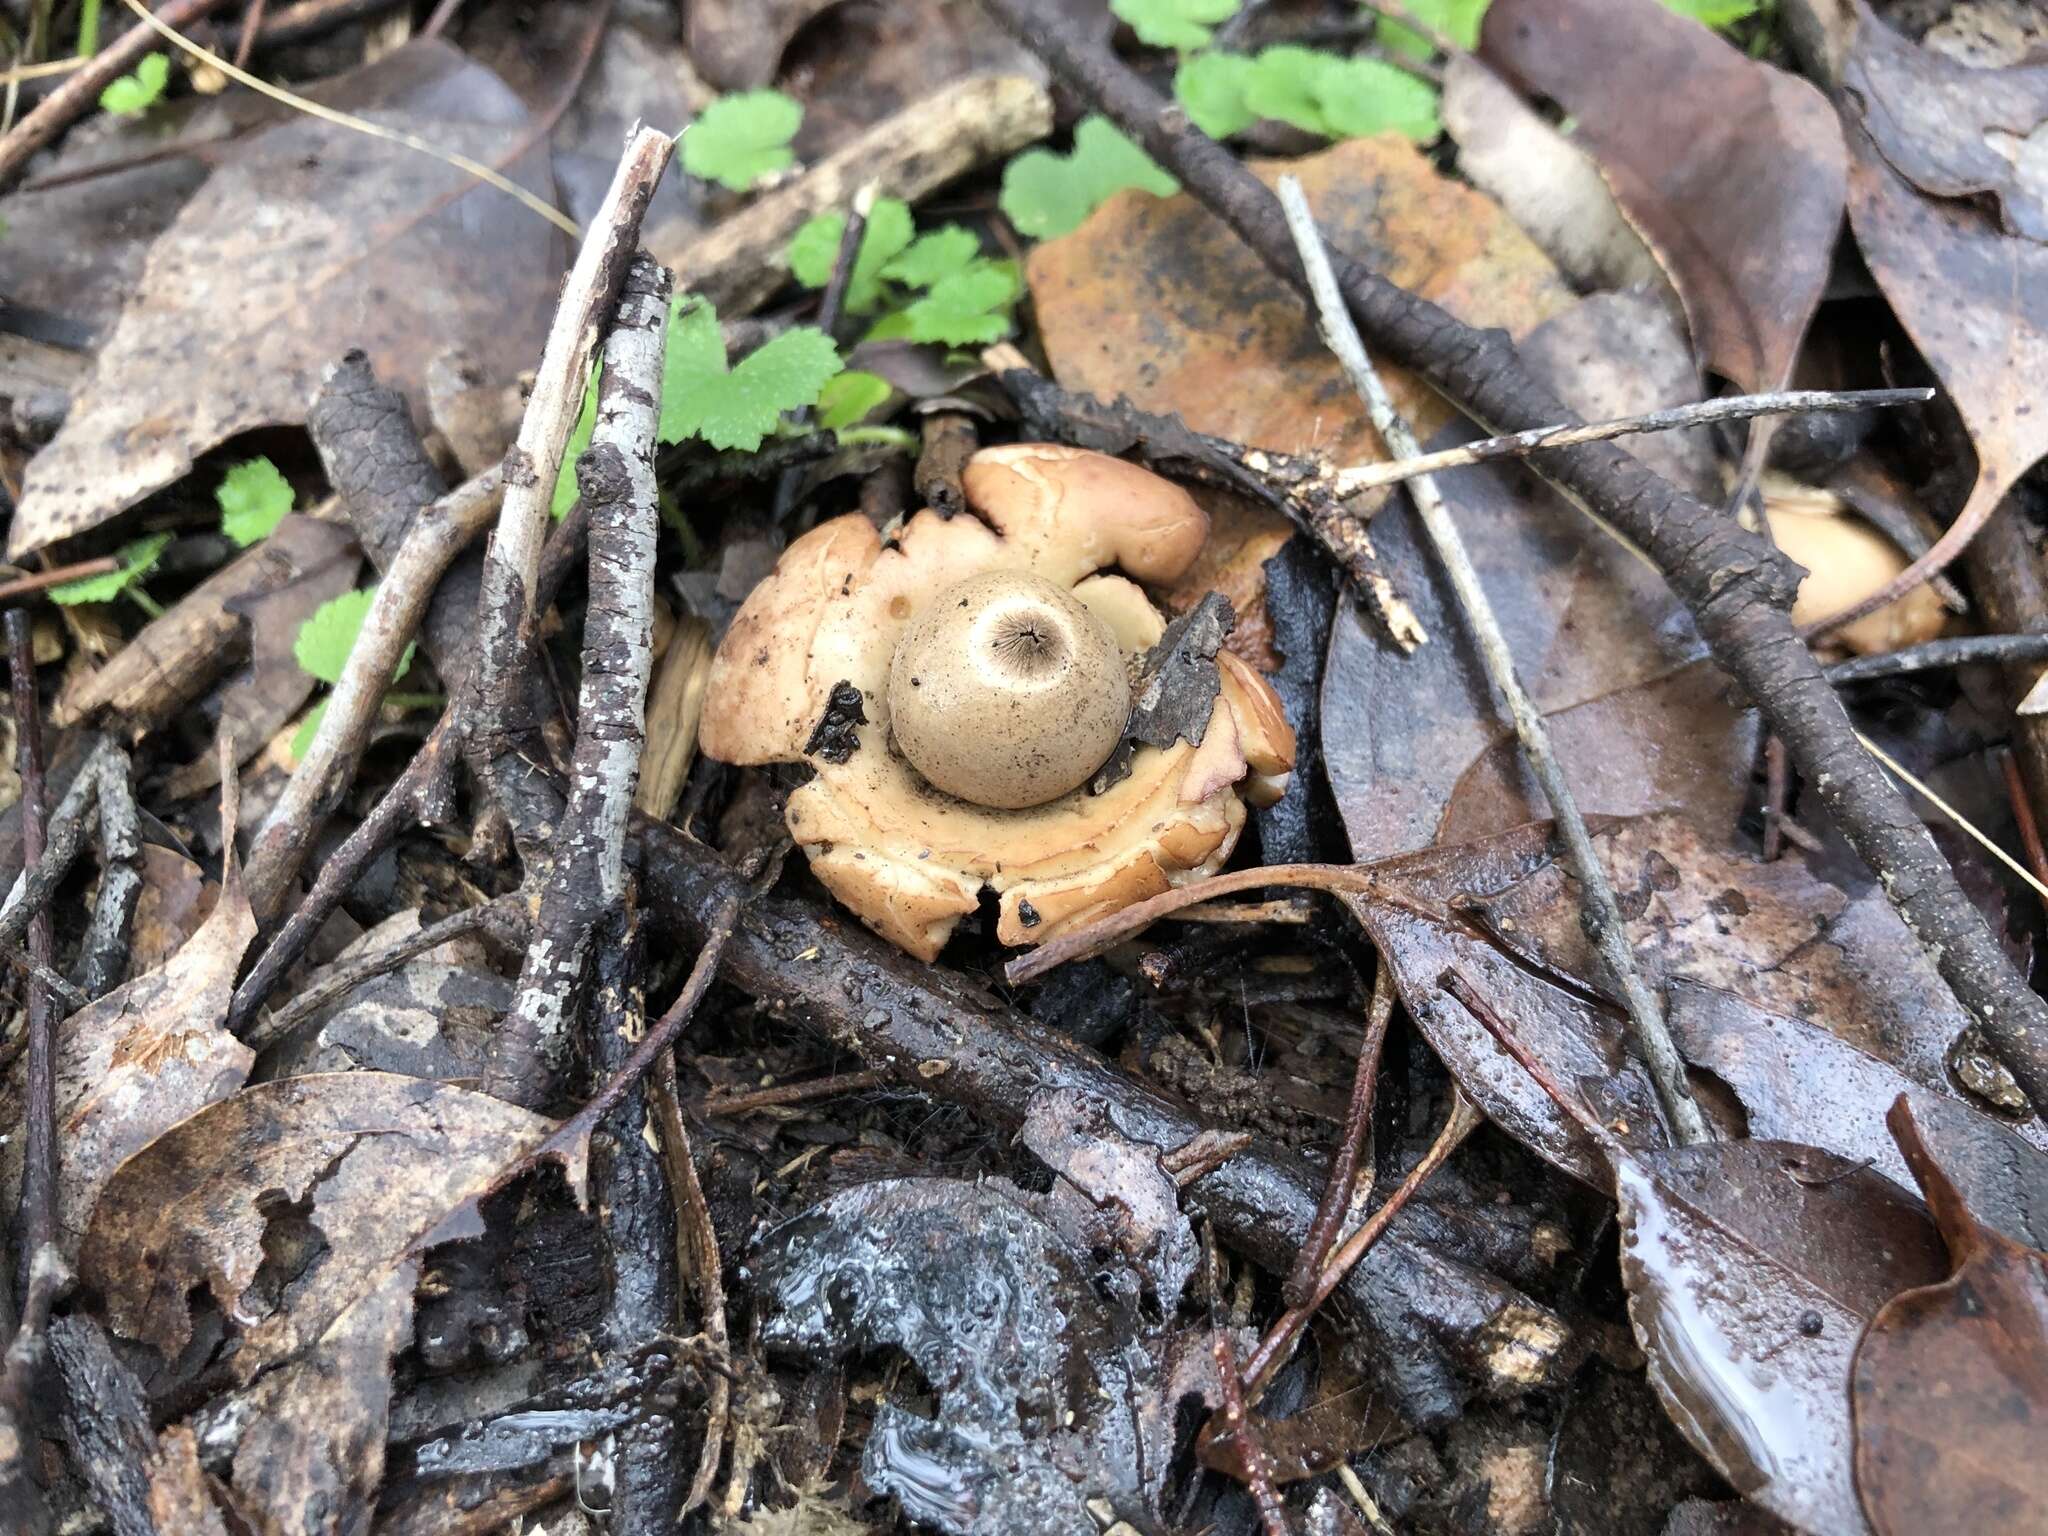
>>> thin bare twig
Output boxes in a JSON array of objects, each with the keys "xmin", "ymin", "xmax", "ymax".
[
  {"xmin": 702, "ymin": 1067, "xmax": 891, "ymax": 1117},
  {"xmin": 245, "ymin": 464, "xmax": 503, "ymax": 917},
  {"xmin": 487, "ymin": 254, "xmax": 671, "ymax": 1108},
  {"xmin": 1243, "ymin": 1090, "xmax": 1483, "ymax": 1396},
  {"xmin": 1211, "ymin": 1327, "xmax": 1293, "ymax": 1536},
  {"xmin": 74, "ymin": 742, "xmax": 141, "ymax": 1000},
  {"xmin": 0, "ymin": 942, "xmax": 86, "ymax": 1010},
  {"xmin": 468, "ymin": 126, "xmax": 673, "ymax": 849},
  {"xmin": 1284, "ymin": 968, "xmax": 1394, "ymax": 1307},
  {"xmin": 0, "ymin": 0, "xmax": 235, "ymax": 191},
  {"xmin": 0, "ymin": 735, "xmax": 113, "ymax": 961},
  {"xmin": 244, "ymin": 895, "xmax": 525, "ymax": 1054},
  {"xmin": 650, "ymin": 1047, "xmax": 730, "ymax": 1515},
  {"xmin": 0, "ymin": 557, "xmax": 117, "ymax": 601},
  {"xmin": 1823, "ymin": 632, "xmax": 2048, "ymax": 685},
  {"xmin": 1279, "ymin": 176, "xmax": 1708, "ymax": 1144},
  {"xmin": 1329, "ymin": 388, "xmax": 1933, "ymax": 496}
]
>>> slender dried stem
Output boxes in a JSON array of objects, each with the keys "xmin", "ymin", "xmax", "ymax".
[
  {"xmin": 1329, "ymin": 388, "xmax": 1931, "ymax": 495},
  {"xmin": 1279, "ymin": 176, "xmax": 1708, "ymax": 1147},
  {"xmin": 1284, "ymin": 968, "xmax": 1394, "ymax": 1307}
]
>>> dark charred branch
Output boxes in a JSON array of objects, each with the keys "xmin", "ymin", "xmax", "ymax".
[
  {"xmin": 487, "ymin": 255, "xmax": 671, "ymax": 1108},
  {"xmin": 73, "ymin": 744, "xmax": 141, "ymax": 1001},
  {"xmin": 629, "ymin": 817, "xmax": 1566, "ymax": 1427},
  {"xmin": 975, "ymin": 0, "xmax": 2048, "ymax": 1111},
  {"xmin": 7, "ymin": 610, "xmax": 58, "ymax": 1301},
  {"xmin": 587, "ymin": 898, "xmax": 687, "ymax": 1532}
]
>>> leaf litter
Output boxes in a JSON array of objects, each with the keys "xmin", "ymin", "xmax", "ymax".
[{"xmin": 3, "ymin": 0, "xmax": 2048, "ymax": 1532}]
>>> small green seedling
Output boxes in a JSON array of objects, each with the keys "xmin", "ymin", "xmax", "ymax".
[
  {"xmin": 1173, "ymin": 46, "xmax": 1439, "ymax": 143},
  {"xmin": 894, "ymin": 262, "xmax": 1021, "ymax": 347},
  {"xmin": 816, "ymin": 371, "xmax": 894, "ymax": 431},
  {"xmin": 291, "ymin": 588, "xmax": 427, "ymax": 759},
  {"xmin": 1661, "ymin": 0, "xmax": 1762, "ymax": 24},
  {"xmin": 1377, "ymin": 0, "xmax": 1491, "ymax": 58},
  {"xmin": 49, "ymin": 532, "xmax": 172, "ymax": 615},
  {"xmin": 787, "ymin": 198, "xmax": 915, "ymax": 314},
  {"xmin": 660, "ymin": 296, "xmax": 843, "ymax": 452},
  {"xmin": 99, "ymin": 52, "xmax": 170, "ymax": 117},
  {"xmin": 218, "ymin": 457, "xmax": 294, "ymax": 547},
  {"xmin": 1111, "ymin": 0, "xmax": 1242, "ymax": 51},
  {"xmin": 1000, "ymin": 117, "xmax": 1179, "ymax": 239},
  {"xmin": 683, "ymin": 90, "xmax": 803, "ymax": 193},
  {"xmin": 552, "ymin": 367, "xmax": 602, "ymax": 519}
]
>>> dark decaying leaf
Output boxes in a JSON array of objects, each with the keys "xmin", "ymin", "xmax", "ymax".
[
  {"xmin": 686, "ymin": 0, "xmax": 841, "ymax": 89},
  {"xmin": 1670, "ymin": 980, "xmax": 2048, "ymax": 1221},
  {"xmin": 1614, "ymin": 1140, "xmax": 1947, "ymax": 1536},
  {"xmin": 751, "ymin": 1176, "xmax": 1218, "ymax": 1536},
  {"xmin": 1091, "ymin": 591, "xmax": 1232, "ymax": 793},
  {"xmin": 1480, "ymin": 0, "xmax": 1846, "ymax": 395},
  {"xmin": 1343, "ymin": 823, "xmax": 1676, "ymax": 1191},
  {"xmin": 0, "ymin": 770, "xmax": 255, "ymax": 1257},
  {"xmin": 1837, "ymin": 12, "xmax": 2048, "ymax": 591},
  {"xmin": 82, "ymin": 1074, "xmax": 551, "ymax": 1536},
  {"xmin": 12, "ymin": 40, "xmax": 568, "ymax": 558},
  {"xmin": 1322, "ymin": 290, "xmax": 1748, "ymax": 867},
  {"xmin": 1850, "ymin": 1098, "xmax": 2048, "ymax": 1536},
  {"xmin": 1546, "ymin": 1361, "xmax": 1723, "ymax": 1535}
]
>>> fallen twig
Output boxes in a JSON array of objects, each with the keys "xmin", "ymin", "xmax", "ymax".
[
  {"xmin": 701, "ymin": 1067, "xmax": 891, "ymax": 1117},
  {"xmin": 1285, "ymin": 968, "xmax": 1395, "ymax": 1307},
  {"xmin": 6, "ymin": 610, "xmax": 60, "ymax": 1297},
  {"xmin": 0, "ymin": 0, "xmax": 234, "ymax": 191},
  {"xmin": 0, "ymin": 557, "xmax": 118, "ymax": 602},
  {"xmin": 73, "ymin": 741, "xmax": 140, "ymax": 1000},
  {"xmin": 487, "ymin": 253, "xmax": 670, "ymax": 1108},
  {"xmin": 1211, "ymin": 1326, "xmax": 1293, "ymax": 1536},
  {"xmin": 243, "ymin": 893, "xmax": 525, "ymax": 1055},
  {"xmin": 1822, "ymin": 632, "xmax": 2048, "ymax": 686},
  {"xmin": 1280, "ymin": 175, "xmax": 1707, "ymax": 1145},
  {"xmin": 649, "ymin": 1046, "xmax": 729, "ymax": 1514},
  {"xmin": 0, "ymin": 734, "xmax": 112, "ymax": 962},
  {"xmin": 978, "ymin": 0, "xmax": 2048, "ymax": 1113},
  {"xmin": 0, "ymin": 941, "xmax": 86, "ymax": 1010},
  {"xmin": 467, "ymin": 126, "xmax": 673, "ymax": 850},
  {"xmin": 1329, "ymin": 388, "xmax": 1932, "ymax": 495},
  {"xmin": 245, "ymin": 465, "xmax": 502, "ymax": 918}
]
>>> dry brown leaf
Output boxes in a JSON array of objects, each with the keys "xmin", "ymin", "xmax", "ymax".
[
  {"xmin": 1027, "ymin": 134, "xmax": 1573, "ymax": 472},
  {"xmin": 83, "ymin": 1072, "xmax": 550, "ymax": 1535},
  {"xmin": 687, "ymin": 0, "xmax": 840, "ymax": 89},
  {"xmin": 1481, "ymin": 0, "xmax": 1846, "ymax": 395},
  {"xmin": 0, "ymin": 768, "xmax": 255, "ymax": 1257},
  {"xmin": 12, "ymin": 40, "xmax": 567, "ymax": 558}
]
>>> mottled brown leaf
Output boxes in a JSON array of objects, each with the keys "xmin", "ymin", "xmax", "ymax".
[
  {"xmin": 1, "ymin": 771, "xmax": 255, "ymax": 1257},
  {"xmin": 1027, "ymin": 135, "xmax": 1572, "ymax": 474},
  {"xmin": 82, "ymin": 1073, "xmax": 550, "ymax": 1536},
  {"xmin": 1481, "ymin": 0, "xmax": 1846, "ymax": 394},
  {"xmin": 1616, "ymin": 1140, "xmax": 1945, "ymax": 1536},
  {"xmin": 1851, "ymin": 1098, "xmax": 2048, "ymax": 1535},
  {"xmin": 12, "ymin": 40, "xmax": 567, "ymax": 557}
]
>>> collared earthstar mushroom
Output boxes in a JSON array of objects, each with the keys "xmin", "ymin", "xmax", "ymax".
[{"xmin": 701, "ymin": 444, "xmax": 1297, "ymax": 961}]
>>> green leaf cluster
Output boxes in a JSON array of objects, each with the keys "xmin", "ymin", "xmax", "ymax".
[
  {"xmin": 788, "ymin": 200, "xmax": 1022, "ymax": 346},
  {"xmin": 1660, "ymin": 0, "xmax": 1762, "ymax": 24},
  {"xmin": 999, "ymin": 117, "xmax": 1178, "ymax": 240},
  {"xmin": 1378, "ymin": 0, "xmax": 1490, "ymax": 59},
  {"xmin": 660, "ymin": 297, "xmax": 843, "ymax": 452},
  {"xmin": 49, "ymin": 532, "xmax": 171, "ymax": 607},
  {"xmin": 218, "ymin": 457, "xmax": 294, "ymax": 547},
  {"xmin": 1110, "ymin": 0, "xmax": 1242, "ymax": 51},
  {"xmin": 290, "ymin": 587, "xmax": 424, "ymax": 758},
  {"xmin": 1173, "ymin": 45, "xmax": 1440, "ymax": 142},
  {"xmin": 683, "ymin": 90, "xmax": 802, "ymax": 192},
  {"xmin": 99, "ymin": 52, "xmax": 168, "ymax": 117}
]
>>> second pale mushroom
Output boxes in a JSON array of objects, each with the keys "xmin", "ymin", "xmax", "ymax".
[{"xmin": 701, "ymin": 444, "xmax": 1296, "ymax": 960}]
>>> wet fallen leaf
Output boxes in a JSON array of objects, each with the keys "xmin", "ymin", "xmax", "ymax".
[
  {"xmin": 1323, "ymin": 290, "xmax": 1746, "ymax": 865},
  {"xmin": 1481, "ymin": 0, "xmax": 1846, "ymax": 395},
  {"xmin": 1027, "ymin": 134, "xmax": 1573, "ymax": 472},
  {"xmin": 83, "ymin": 1072, "xmax": 550, "ymax": 1536},
  {"xmin": 1670, "ymin": 980, "xmax": 2048, "ymax": 1203},
  {"xmin": 1837, "ymin": 12, "xmax": 2048, "ymax": 603},
  {"xmin": 1344, "ymin": 823, "xmax": 1675, "ymax": 1190},
  {"xmin": 1615, "ymin": 1140, "xmax": 1946, "ymax": 1536},
  {"xmin": 126, "ymin": 843, "xmax": 215, "ymax": 972},
  {"xmin": 752, "ymin": 1176, "xmax": 1217, "ymax": 1536},
  {"xmin": 12, "ymin": 40, "xmax": 568, "ymax": 558},
  {"xmin": 687, "ymin": 0, "xmax": 840, "ymax": 89},
  {"xmin": 1850, "ymin": 1097, "xmax": 2048, "ymax": 1535},
  {"xmin": 0, "ymin": 770, "xmax": 254, "ymax": 1257}
]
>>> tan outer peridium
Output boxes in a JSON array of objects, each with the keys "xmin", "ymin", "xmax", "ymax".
[
  {"xmin": 1763, "ymin": 492, "xmax": 1946, "ymax": 657},
  {"xmin": 699, "ymin": 444, "xmax": 1300, "ymax": 960}
]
